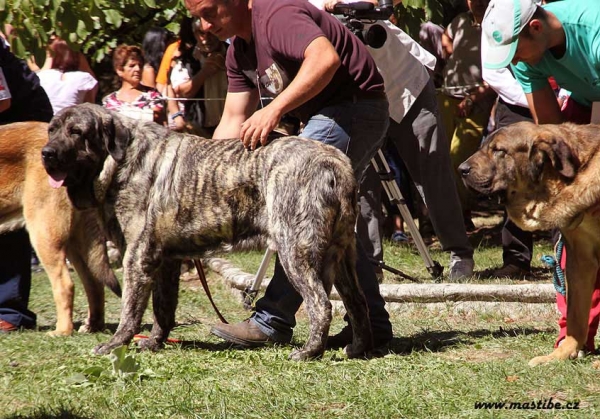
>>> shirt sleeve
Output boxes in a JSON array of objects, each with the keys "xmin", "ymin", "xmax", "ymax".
[
  {"xmin": 446, "ymin": 13, "xmax": 462, "ymax": 41},
  {"xmin": 226, "ymin": 42, "xmax": 257, "ymax": 93},
  {"xmin": 511, "ymin": 61, "xmax": 550, "ymax": 94},
  {"xmin": 156, "ymin": 42, "xmax": 179, "ymax": 86},
  {"xmin": 480, "ymin": 32, "xmax": 528, "ymax": 107},
  {"xmin": 265, "ymin": 5, "xmax": 325, "ymax": 62},
  {"xmin": 79, "ymin": 72, "xmax": 98, "ymax": 92}
]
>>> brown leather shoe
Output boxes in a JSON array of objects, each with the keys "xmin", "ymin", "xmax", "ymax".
[
  {"xmin": 210, "ymin": 319, "xmax": 289, "ymax": 347},
  {"xmin": 0, "ymin": 319, "xmax": 17, "ymax": 333}
]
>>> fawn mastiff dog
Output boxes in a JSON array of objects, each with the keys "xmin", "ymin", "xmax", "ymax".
[
  {"xmin": 459, "ymin": 121, "xmax": 600, "ymax": 366},
  {"xmin": 0, "ymin": 121, "xmax": 120, "ymax": 335},
  {"xmin": 41, "ymin": 103, "xmax": 373, "ymax": 361}
]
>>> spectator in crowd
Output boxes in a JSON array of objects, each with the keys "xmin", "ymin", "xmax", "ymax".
[
  {"xmin": 102, "ymin": 45, "xmax": 165, "ymax": 124},
  {"xmin": 28, "ymin": 34, "xmax": 96, "ymax": 78},
  {"xmin": 480, "ymin": 18, "xmax": 535, "ymax": 278},
  {"xmin": 0, "ymin": 40, "xmax": 53, "ymax": 332},
  {"xmin": 321, "ymin": 0, "xmax": 475, "ymax": 281},
  {"xmin": 185, "ymin": 0, "xmax": 393, "ymax": 351},
  {"xmin": 36, "ymin": 38, "xmax": 98, "ymax": 114},
  {"xmin": 141, "ymin": 27, "xmax": 173, "ymax": 89},
  {"xmin": 168, "ymin": 18, "xmax": 228, "ymax": 135},
  {"xmin": 482, "ymin": 0, "xmax": 600, "ymax": 351},
  {"xmin": 438, "ymin": 0, "xmax": 497, "ymax": 231}
]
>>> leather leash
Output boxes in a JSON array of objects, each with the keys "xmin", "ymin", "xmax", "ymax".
[{"xmin": 193, "ymin": 259, "xmax": 228, "ymax": 324}]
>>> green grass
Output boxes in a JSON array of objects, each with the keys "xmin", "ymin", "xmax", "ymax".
[{"xmin": 2, "ymin": 223, "xmax": 599, "ymax": 418}]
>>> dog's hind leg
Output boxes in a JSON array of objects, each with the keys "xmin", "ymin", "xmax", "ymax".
[
  {"xmin": 138, "ymin": 259, "xmax": 181, "ymax": 352},
  {"xmin": 333, "ymin": 245, "xmax": 373, "ymax": 358},
  {"xmin": 277, "ymin": 247, "xmax": 332, "ymax": 361}
]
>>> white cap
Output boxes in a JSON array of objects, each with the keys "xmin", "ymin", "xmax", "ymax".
[{"xmin": 482, "ymin": 0, "xmax": 538, "ymax": 69}]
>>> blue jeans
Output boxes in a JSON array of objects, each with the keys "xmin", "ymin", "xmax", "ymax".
[
  {"xmin": 0, "ymin": 229, "xmax": 36, "ymax": 328},
  {"xmin": 252, "ymin": 98, "xmax": 392, "ymax": 342}
]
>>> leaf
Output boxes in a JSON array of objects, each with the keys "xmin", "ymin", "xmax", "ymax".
[
  {"xmin": 103, "ymin": 8, "xmax": 123, "ymax": 27},
  {"xmin": 65, "ymin": 373, "xmax": 89, "ymax": 386},
  {"xmin": 11, "ymin": 36, "xmax": 26, "ymax": 59},
  {"xmin": 143, "ymin": 0, "xmax": 156, "ymax": 8},
  {"xmin": 0, "ymin": 0, "xmax": 6, "ymax": 11},
  {"xmin": 82, "ymin": 366, "xmax": 105, "ymax": 378},
  {"xmin": 76, "ymin": 20, "xmax": 90, "ymax": 40},
  {"xmin": 109, "ymin": 345, "xmax": 140, "ymax": 377}
]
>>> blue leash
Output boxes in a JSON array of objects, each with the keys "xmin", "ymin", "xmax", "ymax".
[{"xmin": 541, "ymin": 235, "xmax": 566, "ymax": 296}]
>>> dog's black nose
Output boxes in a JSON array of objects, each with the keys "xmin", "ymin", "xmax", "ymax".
[
  {"xmin": 41, "ymin": 146, "xmax": 57, "ymax": 163},
  {"xmin": 458, "ymin": 162, "xmax": 471, "ymax": 177}
]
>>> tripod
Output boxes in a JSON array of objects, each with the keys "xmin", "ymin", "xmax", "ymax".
[{"xmin": 242, "ymin": 148, "xmax": 443, "ymax": 309}]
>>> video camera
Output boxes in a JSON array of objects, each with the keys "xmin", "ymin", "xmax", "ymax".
[{"xmin": 331, "ymin": 0, "xmax": 393, "ymax": 49}]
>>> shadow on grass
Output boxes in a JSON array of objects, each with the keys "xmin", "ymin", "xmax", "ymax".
[
  {"xmin": 388, "ymin": 326, "xmax": 554, "ymax": 355},
  {"xmin": 4, "ymin": 406, "xmax": 91, "ymax": 419}
]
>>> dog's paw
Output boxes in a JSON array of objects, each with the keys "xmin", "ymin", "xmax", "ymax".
[
  {"xmin": 78, "ymin": 322, "xmax": 105, "ymax": 334},
  {"xmin": 528, "ymin": 354, "xmax": 559, "ymax": 367},
  {"xmin": 93, "ymin": 342, "xmax": 118, "ymax": 355},
  {"xmin": 136, "ymin": 337, "xmax": 164, "ymax": 352},
  {"xmin": 47, "ymin": 329, "xmax": 73, "ymax": 337},
  {"xmin": 343, "ymin": 344, "xmax": 369, "ymax": 359},
  {"xmin": 289, "ymin": 348, "xmax": 323, "ymax": 361},
  {"xmin": 528, "ymin": 350, "xmax": 586, "ymax": 367}
]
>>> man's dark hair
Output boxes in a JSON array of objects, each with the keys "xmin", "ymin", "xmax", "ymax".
[{"xmin": 521, "ymin": 6, "xmax": 548, "ymax": 38}]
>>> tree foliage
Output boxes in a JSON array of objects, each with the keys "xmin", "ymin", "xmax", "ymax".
[{"xmin": 0, "ymin": 0, "xmax": 187, "ymax": 64}]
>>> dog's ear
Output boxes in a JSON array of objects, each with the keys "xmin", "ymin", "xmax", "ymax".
[
  {"xmin": 101, "ymin": 112, "xmax": 130, "ymax": 162},
  {"xmin": 528, "ymin": 134, "xmax": 579, "ymax": 181}
]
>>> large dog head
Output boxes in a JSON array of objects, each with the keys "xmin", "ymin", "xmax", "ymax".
[
  {"xmin": 459, "ymin": 121, "xmax": 594, "ymax": 231},
  {"xmin": 42, "ymin": 103, "xmax": 131, "ymax": 209}
]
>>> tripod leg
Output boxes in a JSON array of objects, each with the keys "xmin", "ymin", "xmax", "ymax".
[
  {"xmin": 243, "ymin": 248, "xmax": 276, "ymax": 310},
  {"xmin": 371, "ymin": 149, "xmax": 443, "ymax": 279}
]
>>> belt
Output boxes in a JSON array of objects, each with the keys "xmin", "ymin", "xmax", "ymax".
[
  {"xmin": 498, "ymin": 98, "xmax": 532, "ymax": 119},
  {"xmin": 352, "ymin": 90, "xmax": 387, "ymax": 102}
]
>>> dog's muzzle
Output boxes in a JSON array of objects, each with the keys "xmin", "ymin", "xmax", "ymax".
[{"xmin": 42, "ymin": 145, "xmax": 68, "ymax": 189}]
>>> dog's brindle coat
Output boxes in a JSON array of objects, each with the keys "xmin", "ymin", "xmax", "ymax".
[
  {"xmin": 460, "ymin": 121, "xmax": 600, "ymax": 366},
  {"xmin": 42, "ymin": 103, "xmax": 372, "ymax": 360},
  {"xmin": 0, "ymin": 121, "xmax": 120, "ymax": 335}
]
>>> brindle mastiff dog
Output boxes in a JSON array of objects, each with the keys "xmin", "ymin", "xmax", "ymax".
[
  {"xmin": 41, "ymin": 103, "xmax": 373, "ymax": 361},
  {"xmin": 459, "ymin": 121, "xmax": 600, "ymax": 366},
  {"xmin": 0, "ymin": 121, "xmax": 120, "ymax": 335}
]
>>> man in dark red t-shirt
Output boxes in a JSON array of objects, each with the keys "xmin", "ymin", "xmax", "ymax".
[{"xmin": 186, "ymin": 0, "xmax": 393, "ymax": 351}]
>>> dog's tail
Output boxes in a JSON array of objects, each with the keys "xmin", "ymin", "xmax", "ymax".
[
  {"xmin": 311, "ymin": 155, "xmax": 358, "ymax": 243},
  {"xmin": 69, "ymin": 212, "xmax": 122, "ymax": 298}
]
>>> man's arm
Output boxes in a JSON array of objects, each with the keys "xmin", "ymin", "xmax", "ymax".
[
  {"xmin": 240, "ymin": 36, "xmax": 340, "ymax": 149},
  {"xmin": 526, "ymin": 85, "xmax": 563, "ymax": 124},
  {"xmin": 212, "ymin": 90, "xmax": 260, "ymax": 140}
]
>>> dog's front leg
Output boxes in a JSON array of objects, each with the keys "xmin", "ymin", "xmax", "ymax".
[
  {"xmin": 137, "ymin": 260, "xmax": 181, "ymax": 352},
  {"xmin": 94, "ymin": 248, "xmax": 154, "ymax": 355},
  {"xmin": 529, "ymin": 241, "xmax": 597, "ymax": 366}
]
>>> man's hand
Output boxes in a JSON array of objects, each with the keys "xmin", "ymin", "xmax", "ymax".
[
  {"xmin": 240, "ymin": 105, "xmax": 283, "ymax": 150},
  {"xmin": 457, "ymin": 97, "xmax": 473, "ymax": 117}
]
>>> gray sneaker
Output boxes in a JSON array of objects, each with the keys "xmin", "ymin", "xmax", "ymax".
[{"xmin": 448, "ymin": 258, "xmax": 474, "ymax": 281}]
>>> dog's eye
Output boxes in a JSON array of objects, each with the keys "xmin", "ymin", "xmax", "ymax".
[{"xmin": 70, "ymin": 127, "xmax": 82, "ymax": 136}]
